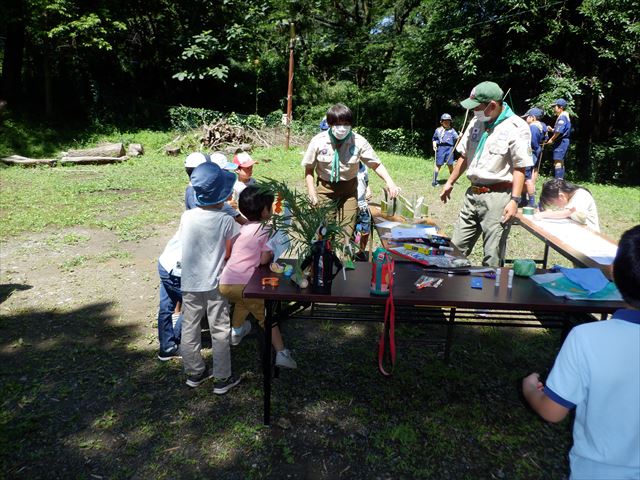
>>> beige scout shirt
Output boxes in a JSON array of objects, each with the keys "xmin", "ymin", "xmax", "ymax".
[
  {"xmin": 456, "ymin": 114, "xmax": 532, "ymax": 185},
  {"xmin": 301, "ymin": 131, "xmax": 380, "ymax": 182}
]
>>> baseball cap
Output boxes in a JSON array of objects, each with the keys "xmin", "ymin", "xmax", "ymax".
[
  {"xmin": 210, "ymin": 152, "xmax": 238, "ymax": 171},
  {"xmin": 190, "ymin": 162, "xmax": 236, "ymax": 207},
  {"xmin": 460, "ymin": 81, "xmax": 504, "ymax": 109},
  {"xmin": 184, "ymin": 152, "xmax": 211, "ymax": 168},
  {"xmin": 440, "ymin": 113, "xmax": 452, "ymax": 121},
  {"xmin": 522, "ymin": 107, "xmax": 544, "ymax": 119},
  {"xmin": 233, "ymin": 152, "xmax": 257, "ymax": 168},
  {"xmin": 551, "ymin": 98, "xmax": 568, "ymax": 108}
]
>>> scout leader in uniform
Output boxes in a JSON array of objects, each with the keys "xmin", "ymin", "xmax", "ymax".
[
  {"xmin": 302, "ymin": 103, "xmax": 400, "ymax": 238},
  {"xmin": 440, "ymin": 81, "xmax": 532, "ymax": 267}
]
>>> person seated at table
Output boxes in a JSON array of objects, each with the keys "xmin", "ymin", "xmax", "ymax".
[
  {"xmin": 219, "ymin": 186, "xmax": 297, "ymax": 369},
  {"xmin": 535, "ymin": 178, "xmax": 600, "ymax": 232},
  {"xmin": 522, "ymin": 225, "xmax": 640, "ymax": 480}
]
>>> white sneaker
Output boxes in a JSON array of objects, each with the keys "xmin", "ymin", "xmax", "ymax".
[
  {"xmin": 230, "ymin": 320, "xmax": 252, "ymax": 346},
  {"xmin": 275, "ymin": 349, "xmax": 297, "ymax": 369}
]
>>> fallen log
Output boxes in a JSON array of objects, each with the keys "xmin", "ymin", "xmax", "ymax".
[
  {"xmin": 1, "ymin": 155, "xmax": 57, "ymax": 167},
  {"xmin": 59, "ymin": 155, "xmax": 129, "ymax": 165},
  {"xmin": 165, "ymin": 146, "xmax": 181, "ymax": 156},
  {"xmin": 66, "ymin": 143, "xmax": 125, "ymax": 158},
  {"xmin": 127, "ymin": 143, "xmax": 144, "ymax": 157}
]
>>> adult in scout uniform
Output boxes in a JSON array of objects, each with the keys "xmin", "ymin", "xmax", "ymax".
[
  {"xmin": 431, "ymin": 113, "xmax": 459, "ymax": 187},
  {"xmin": 522, "ymin": 107, "xmax": 546, "ymax": 207},
  {"xmin": 545, "ymin": 98, "xmax": 571, "ymax": 179},
  {"xmin": 440, "ymin": 81, "xmax": 532, "ymax": 267},
  {"xmin": 302, "ymin": 103, "xmax": 400, "ymax": 238}
]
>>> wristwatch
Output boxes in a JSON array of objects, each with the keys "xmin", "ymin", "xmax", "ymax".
[{"xmin": 510, "ymin": 195, "xmax": 521, "ymax": 203}]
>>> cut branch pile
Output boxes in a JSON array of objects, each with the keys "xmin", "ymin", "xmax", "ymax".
[
  {"xmin": 163, "ymin": 120, "xmax": 311, "ymax": 157},
  {"xmin": 200, "ymin": 119, "xmax": 250, "ymax": 149}
]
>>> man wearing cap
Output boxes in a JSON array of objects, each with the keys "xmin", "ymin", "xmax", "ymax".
[
  {"xmin": 431, "ymin": 113, "xmax": 459, "ymax": 187},
  {"xmin": 440, "ymin": 81, "xmax": 532, "ymax": 267},
  {"xmin": 545, "ymin": 99, "xmax": 571, "ymax": 179},
  {"xmin": 523, "ymin": 107, "xmax": 547, "ymax": 207}
]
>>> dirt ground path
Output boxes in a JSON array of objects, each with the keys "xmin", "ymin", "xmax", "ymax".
[{"xmin": 1, "ymin": 225, "xmax": 173, "ymax": 340}]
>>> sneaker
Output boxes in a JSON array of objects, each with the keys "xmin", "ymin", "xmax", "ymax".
[
  {"xmin": 431, "ymin": 180, "xmax": 438, "ymax": 187},
  {"xmin": 275, "ymin": 349, "xmax": 297, "ymax": 369},
  {"xmin": 186, "ymin": 366, "xmax": 214, "ymax": 388},
  {"xmin": 213, "ymin": 374, "xmax": 241, "ymax": 395},
  {"xmin": 230, "ymin": 320, "xmax": 252, "ymax": 346},
  {"xmin": 158, "ymin": 345, "xmax": 181, "ymax": 361}
]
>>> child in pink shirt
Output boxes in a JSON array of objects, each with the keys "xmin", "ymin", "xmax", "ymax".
[{"xmin": 219, "ymin": 185, "xmax": 297, "ymax": 369}]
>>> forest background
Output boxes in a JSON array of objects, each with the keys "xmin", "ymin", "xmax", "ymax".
[{"xmin": 1, "ymin": 0, "xmax": 639, "ymax": 183}]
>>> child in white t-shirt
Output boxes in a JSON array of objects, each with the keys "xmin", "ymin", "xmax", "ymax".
[
  {"xmin": 179, "ymin": 162, "xmax": 241, "ymax": 394},
  {"xmin": 536, "ymin": 178, "xmax": 600, "ymax": 232},
  {"xmin": 219, "ymin": 185, "xmax": 297, "ymax": 369}
]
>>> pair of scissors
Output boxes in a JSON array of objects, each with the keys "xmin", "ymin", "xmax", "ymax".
[{"xmin": 261, "ymin": 277, "xmax": 280, "ymax": 288}]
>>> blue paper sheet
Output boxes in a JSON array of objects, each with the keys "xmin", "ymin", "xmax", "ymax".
[{"xmin": 559, "ymin": 268, "xmax": 609, "ymax": 294}]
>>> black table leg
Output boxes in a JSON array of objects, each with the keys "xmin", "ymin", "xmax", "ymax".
[
  {"xmin": 263, "ymin": 300, "xmax": 275, "ymax": 425},
  {"xmin": 445, "ymin": 307, "xmax": 456, "ymax": 363},
  {"xmin": 543, "ymin": 242, "xmax": 550, "ymax": 269}
]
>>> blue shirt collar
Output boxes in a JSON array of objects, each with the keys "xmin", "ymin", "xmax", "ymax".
[{"xmin": 614, "ymin": 309, "xmax": 640, "ymax": 324}]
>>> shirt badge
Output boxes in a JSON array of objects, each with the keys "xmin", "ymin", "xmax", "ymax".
[{"xmin": 320, "ymin": 148, "xmax": 328, "ymax": 155}]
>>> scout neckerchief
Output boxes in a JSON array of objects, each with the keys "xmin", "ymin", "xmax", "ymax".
[
  {"xmin": 327, "ymin": 129, "xmax": 353, "ymax": 183},
  {"xmin": 471, "ymin": 103, "xmax": 514, "ymax": 163}
]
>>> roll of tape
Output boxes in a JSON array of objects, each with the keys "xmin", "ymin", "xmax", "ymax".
[
  {"xmin": 522, "ymin": 207, "xmax": 535, "ymax": 216},
  {"xmin": 513, "ymin": 259, "xmax": 537, "ymax": 277}
]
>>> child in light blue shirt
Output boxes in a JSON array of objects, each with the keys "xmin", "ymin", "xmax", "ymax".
[{"xmin": 523, "ymin": 225, "xmax": 640, "ymax": 479}]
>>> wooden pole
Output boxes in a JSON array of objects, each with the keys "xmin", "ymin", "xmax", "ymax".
[{"xmin": 284, "ymin": 22, "xmax": 295, "ymax": 150}]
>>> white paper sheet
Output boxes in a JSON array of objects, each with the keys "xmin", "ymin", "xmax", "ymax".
[
  {"xmin": 375, "ymin": 220, "xmax": 402, "ymax": 229},
  {"xmin": 391, "ymin": 226, "xmax": 438, "ymax": 239},
  {"xmin": 531, "ymin": 219, "xmax": 617, "ymax": 265}
]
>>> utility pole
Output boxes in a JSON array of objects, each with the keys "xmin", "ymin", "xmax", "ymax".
[{"xmin": 284, "ymin": 22, "xmax": 295, "ymax": 150}]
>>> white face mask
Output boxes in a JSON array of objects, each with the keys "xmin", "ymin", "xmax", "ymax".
[
  {"xmin": 331, "ymin": 125, "xmax": 351, "ymax": 139},
  {"xmin": 473, "ymin": 104, "xmax": 492, "ymax": 122}
]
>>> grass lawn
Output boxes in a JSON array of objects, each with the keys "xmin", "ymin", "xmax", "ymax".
[{"xmin": 1, "ymin": 128, "xmax": 639, "ymax": 479}]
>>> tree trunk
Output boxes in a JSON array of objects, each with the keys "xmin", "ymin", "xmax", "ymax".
[
  {"xmin": 66, "ymin": 143, "xmax": 126, "ymax": 158},
  {"xmin": 1, "ymin": 155, "xmax": 56, "ymax": 166},
  {"xmin": 1, "ymin": 1, "xmax": 26, "ymax": 103},
  {"xmin": 59, "ymin": 155, "xmax": 129, "ymax": 165}
]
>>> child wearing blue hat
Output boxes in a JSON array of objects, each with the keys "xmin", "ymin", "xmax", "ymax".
[
  {"xmin": 431, "ymin": 113, "xmax": 459, "ymax": 187},
  {"xmin": 178, "ymin": 162, "xmax": 241, "ymax": 394},
  {"xmin": 545, "ymin": 99, "xmax": 571, "ymax": 179},
  {"xmin": 155, "ymin": 152, "xmax": 241, "ymax": 362}
]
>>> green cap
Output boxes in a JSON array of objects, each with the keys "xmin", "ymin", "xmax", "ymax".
[{"xmin": 460, "ymin": 81, "xmax": 504, "ymax": 109}]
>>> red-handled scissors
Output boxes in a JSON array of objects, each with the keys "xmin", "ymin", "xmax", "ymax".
[{"xmin": 261, "ymin": 277, "xmax": 280, "ymax": 288}]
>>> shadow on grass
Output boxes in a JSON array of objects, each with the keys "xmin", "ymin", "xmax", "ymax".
[
  {"xmin": 0, "ymin": 300, "xmax": 572, "ymax": 479},
  {"xmin": 0, "ymin": 301, "xmax": 262, "ymax": 479},
  {"xmin": 0, "ymin": 284, "xmax": 32, "ymax": 305}
]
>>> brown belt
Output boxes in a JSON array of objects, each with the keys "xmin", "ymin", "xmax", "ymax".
[{"xmin": 470, "ymin": 182, "xmax": 512, "ymax": 194}]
